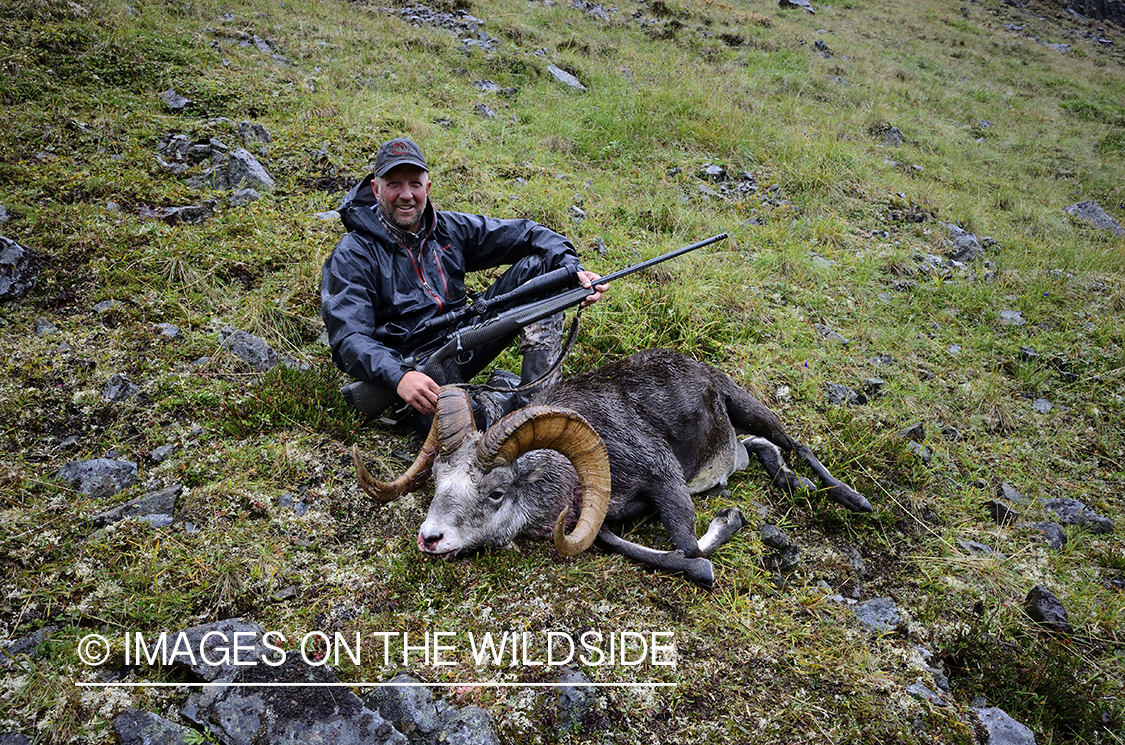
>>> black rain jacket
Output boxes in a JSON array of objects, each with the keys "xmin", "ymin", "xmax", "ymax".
[{"xmin": 320, "ymin": 174, "xmax": 584, "ymax": 389}]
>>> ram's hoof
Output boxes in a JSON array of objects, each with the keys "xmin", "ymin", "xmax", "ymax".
[
  {"xmin": 682, "ymin": 557, "xmax": 715, "ymax": 589},
  {"xmin": 830, "ymin": 484, "xmax": 873, "ymax": 513},
  {"xmin": 712, "ymin": 506, "xmax": 749, "ymax": 532}
]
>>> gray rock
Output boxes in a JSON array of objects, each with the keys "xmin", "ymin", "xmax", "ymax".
[
  {"xmin": 1026, "ymin": 521, "xmax": 1067, "ymax": 551},
  {"xmin": 220, "ymin": 327, "xmax": 278, "ymax": 371},
  {"xmin": 184, "ymin": 656, "xmax": 409, "ymax": 744},
  {"xmin": 362, "ymin": 673, "xmax": 441, "ymax": 739},
  {"xmin": 56, "ymin": 458, "xmax": 137, "ymax": 498},
  {"xmin": 1018, "ymin": 346, "xmax": 1039, "ymax": 362},
  {"xmin": 0, "ymin": 205, "xmax": 8, "ymax": 223},
  {"xmin": 701, "ymin": 164, "xmax": 727, "ymax": 181},
  {"xmin": 474, "ymin": 103, "xmax": 496, "ymax": 119},
  {"xmin": 113, "ymin": 709, "xmax": 198, "ymax": 745},
  {"xmin": 227, "ymin": 148, "xmax": 275, "ymax": 191},
  {"xmin": 760, "ymin": 523, "xmax": 790, "ymax": 550},
  {"xmin": 1032, "ymin": 398, "xmax": 1052, "ymax": 414},
  {"xmin": 161, "ymin": 618, "xmax": 268, "ymax": 682},
  {"xmin": 773, "ymin": 544, "xmax": 801, "ymax": 573},
  {"xmin": 439, "ymin": 705, "xmax": 499, "ymax": 745},
  {"xmin": 899, "ymin": 422, "xmax": 925, "ymax": 443},
  {"xmin": 863, "ymin": 378, "xmax": 885, "ymax": 397},
  {"xmin": 153, "ymin": 204, "xmax": 212, "ymax": 225},
  {"xmin": 91, "ymin": 484, "xmax": 181, "ymax": 528},
  {"xmin": 161, "ymin": 89, "xmax": 191, "ymax": 111},
  {"xmin": 999, "ymin": 310, "xmax": 1026, "ymax": 326},
  {"xmin": 270, "ymin": 585, "xmax": 299, "ymax": 602},
  {"xmin": 1040, "ymin": 498, "xmax": 1114, "ymax": 534},
  {"xmin": 34, "ymin": 317, "xmax": 58, "ymax": 336},
  {"xmin": 854, "ymin": 597, "xmax": 899, "ymax": 632},
  {"xmin": 554, "ymin": 667, "xmax": 597, "ymax": 732},
  {"xmin": 824, "ymin": 383, "xmax": 866, "ymax": 406},
  {"xmin": 905, "ymin": 682, "xmax": 947, "ymax": 706},
  {"xmin": 974, "ymin": 706, "xmax": 1037, "ymax": 745},
  {"xmin": 950, "ymin": 230, "xmax": 985, "ymax": 262},
  {"xmin": 229, "ymin": 188, "xmax": 261, "ymax": 207},
  {"xmin": 152, "ymin": 443, "xmax": 178, "ymax": 462},
  {"xmin": 779, "ymin": 0, "xmax": 815, "ymax": 12},
  {"xmin": 1065, "ymin": 200, "xmax": 1124, "ymax": 236},
  {"xmin": 155, "ymin": 322, "xmax": 180, "ymax": 339},
  {"xmin": 0, "ymin": 626, "xmax": 57, "ymax": 668},
  {"xmin": 547, "ymin": 64, "xmax": 587, "ymax": 91},
  {"xmin": 93, "ymin": 299, "xmax": 121, "ymax": 313},
  {"xmin": 813, "ymin": 323, "xmax": 849, "ymax": 344},
  {"xmin": 1025, "ymin": 585, "xmax": 1071, "ymax": 633},
  {"xmin": 237, "ymin": 120, "xmax": 271, "ymax": 143},
  {"xmin": 0, "ymin": 236, "xmax": 43, "ymax": 300},
  {"xmin": 103, "ymin": 373, "xmax": 139, "ymax": 402},
  {"xmin": 906, "ymin": 441, "xmax": 932, "ymax": 463},
  {"xmin": 882, "ymin": 127, "xmax": 904, "ymax": 146},
  {"xmin": 997, "ymin": 483, "xmax": 1029, "ymax": 504},
  {"xmin": 956, "ymin": 538, "xmax": 995, "ymax": 555},
  {"xmin": 985, "ymin": 500, "xmax": 1020, "ymax": 526},
  {"xmin": 0, "ymin": 733, "xmax": 33, "ymax": 745},
  {"xmin": 572, "ymin": 0, "xmax": 611, "ymax": 21}
]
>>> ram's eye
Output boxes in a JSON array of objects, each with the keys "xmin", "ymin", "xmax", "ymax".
[{"xmin": 488, "ymin": 489, "xmax": 504, "ymax": 502}]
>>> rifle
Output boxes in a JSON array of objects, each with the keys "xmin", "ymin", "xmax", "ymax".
[
  {"xmin": 414, "ymin": 232, "xmax": 728, "ymax": 383},
  {"xmin": 364, "ymin": 232, "xmax": 728, "ymax": 418}
]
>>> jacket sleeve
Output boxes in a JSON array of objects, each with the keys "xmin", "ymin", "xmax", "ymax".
[
  {"xmin": 450, "ymin": 213, "xmax": 584, "ymax": 275},
  {"xmin": 320, "ymin": 235, "xmax": 412, "ymax": 389}
]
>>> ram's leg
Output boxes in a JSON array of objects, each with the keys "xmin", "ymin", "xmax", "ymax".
[
  {"xmin": 595, "ymin": 529, "xmax": 715, "ymax": 589},
  {"xmin": 795, "ymin": 443, "xmax": 873, "ymax": 513},
  {"xmin": 697, "ymin": 507, "xmax": 749, "ymax": 556},
  {"xmin": 742, "ymin": 436, "xmax": 815, "ymax": 494}
]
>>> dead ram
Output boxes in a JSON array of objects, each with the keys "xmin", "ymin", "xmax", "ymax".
[{"xmin": 353, "ymin": 349, "xmax": 872, "ymax": 588}]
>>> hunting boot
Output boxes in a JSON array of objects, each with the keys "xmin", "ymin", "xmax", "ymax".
[
  {"xmin": 471, "ymin": 368, "xmax": 521, "ymax": 431},
  {"xmin": 471, "ymin": 313, "xmax": 564, "ymax": 429},
  {"xmin": 341, "ymin": 380, "xmax": 398, "ymax": 420},
  {"xmin": 512, "ymin": 311, "xmax": 565, "ymax": 408}
]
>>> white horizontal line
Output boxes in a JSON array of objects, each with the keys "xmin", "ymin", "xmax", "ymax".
[{"xmin": 76, "ymin": 681, "xmax": 676, "ymax": 688}]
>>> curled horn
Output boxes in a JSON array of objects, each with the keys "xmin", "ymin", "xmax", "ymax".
[
  {"xmin": 434, "ymin": 386, "xmax": 475, "ymax": 456},
  {"xmin": 352, "ymin": 386, "xmax": 475, "ymax": 503},
  {"xmin": 476, "ymin": 406, "xmax": 611, "ymax": 557}
]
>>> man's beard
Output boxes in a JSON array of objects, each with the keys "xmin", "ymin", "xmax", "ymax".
[{"xmin": 380, "ymin": 198, "xmax": 426, "ymax": 232}]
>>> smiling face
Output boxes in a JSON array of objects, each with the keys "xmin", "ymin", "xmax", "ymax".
[{"xmin": 373, "ymin": 164, "xmax": 431, "ymax": 233}]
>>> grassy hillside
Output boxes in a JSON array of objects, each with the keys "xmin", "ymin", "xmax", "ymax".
[{"xmin": 1, "ymin": 0, "xmax": 1123, "ymax": 742}]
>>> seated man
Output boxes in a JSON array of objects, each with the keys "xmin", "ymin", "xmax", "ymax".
[{"xmin": 321, "ymin": 137, "xmax": 605, "ymax": 434}]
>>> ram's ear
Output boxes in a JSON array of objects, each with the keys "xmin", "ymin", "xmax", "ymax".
[{"xmin": 513, "ymin": 451, "xmax": 554, "ymax": 485}]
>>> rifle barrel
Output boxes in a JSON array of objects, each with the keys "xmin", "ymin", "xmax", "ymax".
[{"xmin": 591, "ymin": 232, "xmax": 728, "ymax": 286}]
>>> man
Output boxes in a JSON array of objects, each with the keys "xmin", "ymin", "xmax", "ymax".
[{"xmin": 321, "ymin": 137, "xmax": 606, "ymax": 433}]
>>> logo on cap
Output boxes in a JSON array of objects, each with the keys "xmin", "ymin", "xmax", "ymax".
[{"xmin": 390, "ymin": 141, "xmax": 410, "ymax": 155}]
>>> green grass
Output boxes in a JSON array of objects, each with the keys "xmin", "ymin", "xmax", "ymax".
[{"xmin": 1, "ymin": 0, "xmax": 1124, "ymax": 742}]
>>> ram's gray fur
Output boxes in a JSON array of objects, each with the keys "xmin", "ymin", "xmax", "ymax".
[{"xmin": 416, "ymin": 349, "xmax": 871, "ymax": 588}]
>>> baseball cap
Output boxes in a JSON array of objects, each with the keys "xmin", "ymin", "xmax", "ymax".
[{"xmin": 373, "ymin": 137, "xmax": 428, "ymax": 177}]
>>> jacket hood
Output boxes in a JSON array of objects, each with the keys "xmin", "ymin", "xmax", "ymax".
[{"xmin": 338, "ymin": 174, "xmax": 378, "ymax": 233}]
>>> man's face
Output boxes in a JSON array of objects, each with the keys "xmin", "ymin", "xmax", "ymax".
[{"xmin": 373, "ymin": 165, "xmax": 430, "ymax": 233}]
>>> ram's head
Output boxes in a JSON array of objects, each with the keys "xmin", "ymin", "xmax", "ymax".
[{"xmin": 353, "ymin": 386, "xmax": 611, "ymax": 558}]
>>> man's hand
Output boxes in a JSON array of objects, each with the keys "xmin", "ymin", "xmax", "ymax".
[
  {"xmin": 577, "ymin": 270, "xmax": 608, "ymax": 309},
  {"xmin": 397, "ymin": 370, "xmax": 441, "ymax": 415}
]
